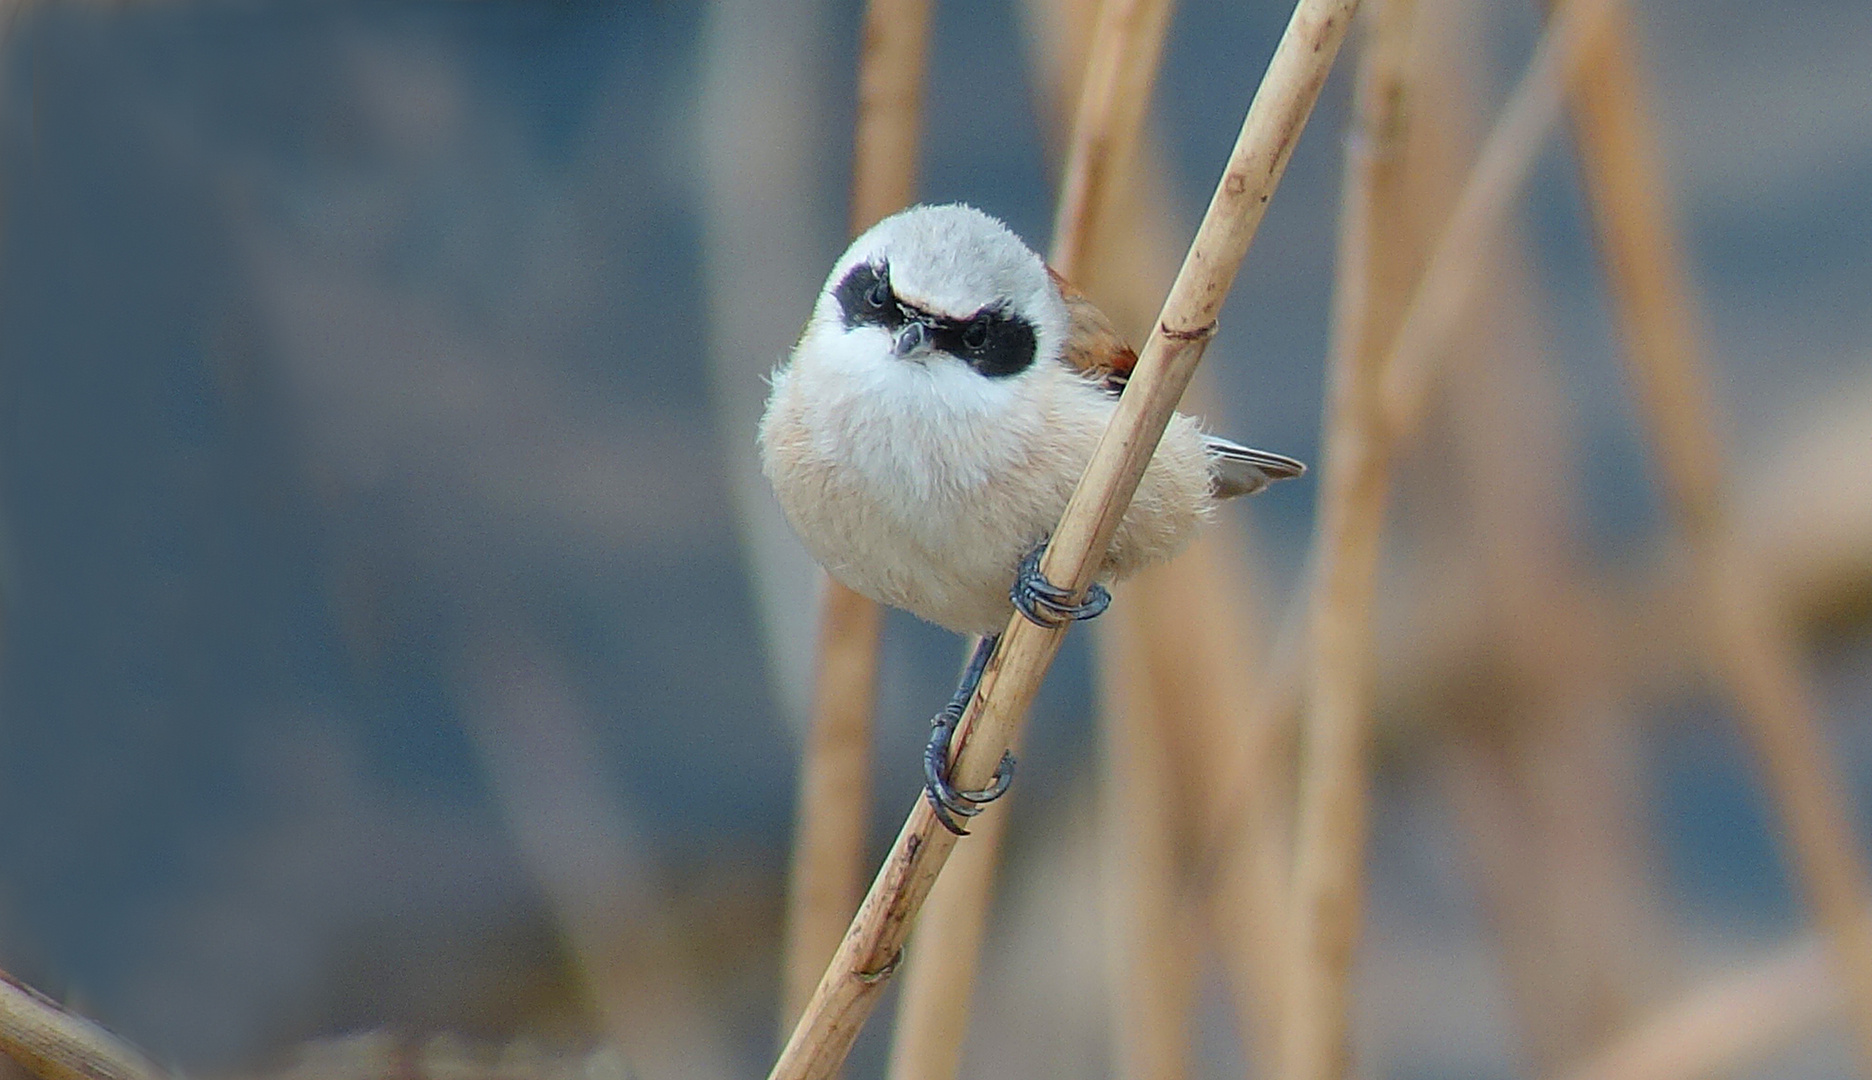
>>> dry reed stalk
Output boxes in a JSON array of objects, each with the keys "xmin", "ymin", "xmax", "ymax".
[
  {"xmin": 1047, "ymin": 0, "xmax": 1176, "ymax": 279},
  {"xmin": 883, "ymin": 777, "xmax": 1011, "ymax": 1080},
  {"xmin": 1276, "ymin": 1, "xmax": 1420, "ymax": 1078},
  {"xmin": 1200, "ymin": 0, "xmax": 1624, "ymax": 912},
  {"xmin": 1376, "ymin": 0, "xmax": 1620, "ymax": 440},
  {"xmin": 783, "ymin": 583, "xmax": 886, "ymax": 1028},
  {"xmin": 1409, "ymin": 1, "xmax": 1667, "ymax": 1056},
  {"xmin": 849, "ymin": 0, "xmax": 932, "ymax": 234},
  {"xmin": 0, "ymin": 972, "xmax": 167, "ymax": 1080},
  {"xmin": 768, "ymin": 0, "xmax": 1358, "ymax": 1071},
  {"xmin": 780, "ymin": 0, "xmax": 932, "ymax": 1033},
  {"xmin": 1562, "ymin": 6, "xmax": 1872, "ymax": 1071},
  {"xmin": 1126, "ymin": 536, "xmax": 1291, "ymax": 1054},
  {"xmin": 1046, "ymin": 0, "xmax": 1242, "ymax": 1075},
  {"xmin": 1097, "ymin": 610, "xmax": 1198, "ymax": 1080},
  {"xmin": 1439, "ymin": 325, "xmax": 1669, "ymax": 1070}
]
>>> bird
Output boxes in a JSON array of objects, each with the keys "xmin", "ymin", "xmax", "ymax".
[{"xmin": 759, "ymin": 202, "xmax": 1304, "ymax": 832}]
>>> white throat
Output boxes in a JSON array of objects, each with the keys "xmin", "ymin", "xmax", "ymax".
[{"xmin": 791, "ymin": 321, "xmax": 1048, "ymax": 504}]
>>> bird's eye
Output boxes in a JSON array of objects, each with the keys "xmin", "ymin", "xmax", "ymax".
[
  {"xmin": 866, "ymin": 274, "xmax": 891, "ymax": 309},
  {"xmin": 961, "ymin": 319, "xmax": 989, "ymax": 351}
]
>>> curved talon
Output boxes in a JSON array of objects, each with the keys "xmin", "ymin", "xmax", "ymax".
[
  {"xmin": 921, "ymin": 634, "xmax": 1017, "ymax": 836},
  {"xmin": 1011, "ymin": 540, "xmax": 1112, "ymax": 628},
  {"xmin": 956, "ymin": 751, "xmax": 1015, "ymax": 804},
  {"xmin": 925, "ymin": 713, "xmax": 1014, "ymax": 836}
]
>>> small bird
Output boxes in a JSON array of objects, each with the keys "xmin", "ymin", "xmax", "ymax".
[{"xmin": 759, "ymin": 203, "xmax": 1303, "ymax": 832}]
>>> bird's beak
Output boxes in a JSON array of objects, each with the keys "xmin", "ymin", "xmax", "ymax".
[{"xmin": 893, "ymin": 320, "xmax": 929, "ymax": 358}]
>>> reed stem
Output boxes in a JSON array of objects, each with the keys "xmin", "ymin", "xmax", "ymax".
[
  {"xmin": 1277, "ymin": 2, "xmax": 1419, "ymax": 1077},
  {"xmin": 0, "ymin": 972, "xmax": 167, "ymax": 1080}
]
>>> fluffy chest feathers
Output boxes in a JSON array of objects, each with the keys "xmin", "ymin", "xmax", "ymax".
[{"xmin": 776, "ymin": 326, "xmax": 1060, "ymax": 519}]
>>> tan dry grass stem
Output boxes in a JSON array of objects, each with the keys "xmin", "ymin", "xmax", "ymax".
[
  {"xmin": 782, "ymin": 583, "xmax": 886, "ymax": 1028},
  {"xmin": 883, "ymin": 767, "xmax": 1012, "ymax": 1080},
  {"xmin": 849, "ymin": 0, "xmax": 933, "ymax": 234},
  {"xmin": 766, "ymin": 0, "xmax": 1360, "ymax": 1072},
  {"xmin": 1376, "ymin": 0, "xmax": 1620, "ymax": 440},
  {"xmin": 1277, "ymin": 1, "xmax": 1421, "ymax": 1078},
  {"xmin": 1551, "ymin": 935, "xmax": 1835, "ymax": 1080},
  {"xmin": 0, "ymin": 972, "xmax": 167, "ymax": 1080},
  {"xmin": 780, "ymin": 0, "xmax": 932, "ymax": 1034},
  {"xmin": 1047, "ymin": 0, "xmax": 1176, "ymax": 282},
  {"xmin": 1198, "ymin": 0, "xmax": 1625, "ymax": 901},
  {"xmin": 1563, "ymin": 6, "xmax": 1872, "ymax": 1072}
]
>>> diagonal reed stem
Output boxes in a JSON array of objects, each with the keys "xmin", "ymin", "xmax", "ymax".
[
  {"xmin": 1277, "ymin": 1, "xmax": 1420, "ymax": 1077},
  {"xmin": 780, "ymin": 0, "xmax": 932, "ymax": 1035},
  {"xmin": 0, "ymin": 970, "xmax": 168, "ymax": 1080},
  {"xmin": 766, "ymin": 0, "xmax": 1359, "ymax": 1073}
]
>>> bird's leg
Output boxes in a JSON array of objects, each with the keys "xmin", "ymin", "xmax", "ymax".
[
  {"xmin": 1011, "ymin": 537, "xmax": 1111, "ymax": 628},
  {"xmin": 924, "ymin": 632, "xmax": 1015, "ymax": 836}
]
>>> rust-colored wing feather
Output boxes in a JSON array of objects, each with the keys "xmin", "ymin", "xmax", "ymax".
[{"xmin": 1047, "ymin": 267, "xmax": 1135, "ymax": 395}]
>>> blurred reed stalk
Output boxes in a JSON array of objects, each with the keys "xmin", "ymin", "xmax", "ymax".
[
  {"xmin": 779, "ymin": 0, "xmax": 932, "ymax": 1034},
  {"xmin": 1552, "ymin": 930, "xmax": 1839, "ymax": 1080},
  {"xmin": 1096, "ymin": 612, "xmax": 1198, "ymax": 1080},
  {"xmin": 1277, "ymin": 1, "xmax": 1420, "ymax": 1077},
  {"xmin": 1375, "ymin": 0, "xmax": 1618, "ymax": 438},
  {"xmin": 1408, "ymin": 0, "xmax": 1667, "ymax": 1063},
  {"xmin": 883, "ymin": 790, "xmax": 1009, "ymax": 1080},
  {"xmin": 767, "ymin": 0, "xmax": 1358, "ymax": 1071},
  {"xmin": 462, "ymin": 638, "xmax": 737, "ymax": 1080},
  {"xmin": 1560, "ymin": 3, "xmax": 1872, "ymax": 1071},
  {"xmin": 0, "ymin": 971, "xmax": 168, "ymax": 1080},
  {"xmin": 699, "ymin": 0, "xmax": 842, "ymax": 731},
  {"xmin": 1047, "ymin": 0, "xmax": 1320, "ymax": 1065},
  {"xmin": 1199, "ymin": 0, "xmax": 1622, "ymax": 943}
]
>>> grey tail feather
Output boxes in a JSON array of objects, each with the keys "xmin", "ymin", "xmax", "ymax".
[{"xmin": 1205, "ymin": 436, "xmax": 1307, "ymax": 499}]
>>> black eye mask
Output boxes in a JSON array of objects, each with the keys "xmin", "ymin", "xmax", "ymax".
[{"xmin": 833, "ymin": 260, "xmax": 1037, "ymax": 379}]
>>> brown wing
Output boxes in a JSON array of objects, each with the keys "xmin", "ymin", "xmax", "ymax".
[{"xmin": 1047, "ymin": 267, "xmax": 1134, "ymax": 395}]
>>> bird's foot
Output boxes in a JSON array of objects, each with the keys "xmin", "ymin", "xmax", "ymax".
[
  {"xmin": 924, "ymin": 706, "xmax": 1015, "ymax": 835},
  {"xmin": 1011, "ymin": 538, "xmax": 1111, "ymax": 628},
  {"xmin": 921, "ymin": 634, "xmax": 1014, "ymax": 836}
]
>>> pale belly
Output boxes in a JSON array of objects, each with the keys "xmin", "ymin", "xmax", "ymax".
[{"xmin": 760, "ymin": 373, "xmax": 1216, "ymax": 635}]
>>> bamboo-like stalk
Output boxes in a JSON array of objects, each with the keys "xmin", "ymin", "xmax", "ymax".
[
  {"xmin": 780, "ymin": 0, "xmax": 932, "ymax": 1033},
  {"xmin": 783, "ymin": 582, "xmax": 886, "ymax": 1028},
  {"xmin": 767, "ymin": 1, "xmax": 1359, "ymax": 1072},
  {"xmin": 849, "ymin": 0, "xmax": 932, "ymax": 235},
  {"xmin": 1046, "ymin": 1, "xmax": 1226, "ymax": 1077},
  {"xmin": 1097, "ymin": 598, "xmax": 1200, "ymax": 1080},
  {"xmin": 1561, "ymin": 5, "xmax": 1872, "ymax": 1072},
  {"xmin": 1048, "ymin": 0, "xmax": 1176, "ymax": 279},
  {"xmin": 1276, "ymin": 1, "xmax": 1420, "ymax": 1078},
  {"xmin": 0, "ymin": 972, "xmax": 167, "ymax": 1080},
  {"xmin": 1376, "ymin": 0, "xmax": 1620, "ymax": 440},
  {"xmin": 1199, "ymin": 0, "xmax": 1625, "ymax": 908},
  {"xmin": 883, "ymin": 779, "xmax": 1011, "ymax": 1080},
  {"xmin": 1417, "ymin": 0, "xmax": 1667, "ymax": 1057}
]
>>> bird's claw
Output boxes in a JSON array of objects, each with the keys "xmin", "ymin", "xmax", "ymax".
[
  {"xmin": 923, "ymin": 704, "xmax": 1015, "ymax": 836},
  {"xmin": 1011, "ymin": 539, "xmax": 1111, "ymax": 628}
]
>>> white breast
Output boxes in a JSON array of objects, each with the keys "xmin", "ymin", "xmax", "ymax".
[{"xmin": 759, "ymin": 322, "xmax": 1216, "ymax": 635}]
